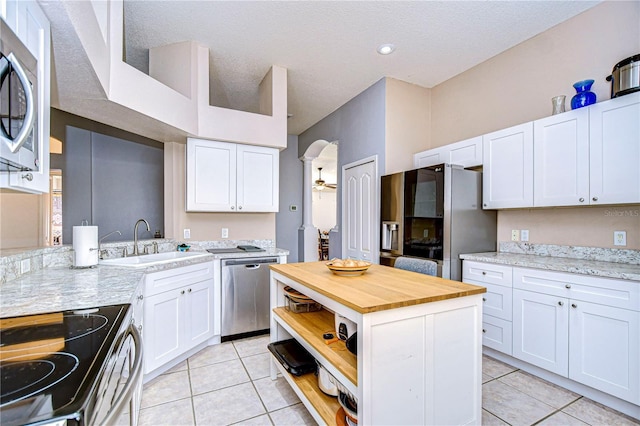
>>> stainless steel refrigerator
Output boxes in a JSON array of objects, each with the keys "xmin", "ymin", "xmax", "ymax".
[{"xmin": 380, "ymin": 164, "xmax": 497, "ymax": 281}]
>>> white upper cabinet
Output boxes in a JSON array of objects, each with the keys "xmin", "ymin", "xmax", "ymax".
[
  {"xmin": 1, "ymin": 0, "xmax": 50, "ymax": 193},
  {"xmin": 589, "ymin": 92, "xmax": 640, "ymax": 205},
  {"xmin": 186, "ymin": 138, "xmax": 279, "ymax": 212},
  {"xmin": 482, "ymin": 123, "xmax": 534, "ymax": 209},
  {"xmin": 414, "ymin": 136, "xmax": 482, "ymax": 168},
  {"xmin": 533, "ymin": 108, "xmax": 590, "ymax": 207}
]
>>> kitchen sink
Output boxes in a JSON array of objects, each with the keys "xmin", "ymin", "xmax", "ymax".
[{"xmin": 99, "ymin": 251, "xmax": 210, "ymax": 268}]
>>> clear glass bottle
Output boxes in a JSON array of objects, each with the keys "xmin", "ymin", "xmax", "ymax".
[{"xmin": 551, "ymin": 95, "xmax": 566, "ymax": 115}]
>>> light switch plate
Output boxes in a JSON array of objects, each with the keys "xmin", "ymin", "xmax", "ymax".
[
  {"xmin": 222, "ymin": 228, "xmax": 229, "ymax": 239},
  {"xmin": 614, "ymin": 231, "xmax": 626, "ymax": 246},
  {"xmin": 183, "ymin": 229, "xmax": 191, "ymax": 239},
  {"xmin": 520, "ymin": 230, "xmax": 529, "ymax": 242}
]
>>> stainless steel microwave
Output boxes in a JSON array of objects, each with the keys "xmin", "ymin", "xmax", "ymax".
[{"xmin": 0, "ymin": 18, "xmax": 38, "ymax": 171}]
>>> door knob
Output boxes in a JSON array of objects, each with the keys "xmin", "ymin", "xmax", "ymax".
[
  {"xmin": 592, "ymin": 197, "xmax": 598, "ymax": 202},
  {"xmin": 482, "ymin": 297, "xmax": 486, "ymax": 302},
  {"xmin": 571, "ymin": 303, "xmax": 577, "ymax": 308},
  {"xmin": 188, "ymin": 288, "xmax": 192, "ymax": 293},
  {"xmin": 565, "ymin": 284, "xmax": 571, "ymax": 289},
  {"xmin": 239, "ymin": 206, "xmax": 242, "ymax": 210},
  {"xmin": 558, "ymin": 301, "xmax": 563, "ymax": 306},
  {"xmin": 231, "ymin": 206, "xmax": 235, "ymax": 210},
  {"xmin": 482, "ymin": 329, "xmax": 486, "ymax": 333},
  {"xmin": 579, "ymin": 197, "xmax": 584, "ymax": 202},
  {"xmin": 181, "ymin": 290, "xmax": 185, "ymax": 295}
]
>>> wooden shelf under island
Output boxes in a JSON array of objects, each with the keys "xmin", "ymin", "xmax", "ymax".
[{"xmin": 269, "ymin": 261, "xmax": 487, "ymax": 426}]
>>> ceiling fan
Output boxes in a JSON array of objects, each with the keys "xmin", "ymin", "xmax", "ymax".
[{"xmin": 314, "ymin": 167, "xmax": 337, "ymax": 191}]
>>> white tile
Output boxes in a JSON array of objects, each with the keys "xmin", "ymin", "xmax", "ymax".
[
  {"xmin": 231, "ymin": 414, "xmax": 273, "ymax": 425},
  {"xmin": 192, "ymin": 382, "xmax": 266, "ymax": 425},
  {"xmin": 164, "ymin": 359, "xmax": 188, "ymax": 374},
  {"xmin": 253, "ymin": 376, "xmax": 300, "ymax": 412},
  {"xmin": 482, "ymin": 409, "xmax": 509, "ymax": 425},
  {"xmin": 538, "ymin": 411, "xmax": 589, "ymax": 426},
  {"xmin": 498, "ymin": 370, "xmax": 580, "ymax": 409},
  {"xmin": 188, "ymin": 342, "xmax": 238, "ymax": 369},
  {"xmin": 234, "ymin": 335, "xmax": 271, "ymax": 358},
  {"xmin": 242, "ymin": 352, "xmax": 271, "ymax": 380},
  {"xmin": 189, "ymin": 358, "xmax": 250, "ymax": 395},
  {"xmin": 482, "ymin": 373, "xmax": 493, "ymax": 384},
  {"xmin": 563, "ymin": 398, "xmax": 640, "ymax": 426},
  {"xmin": 269, "ymin": 403, "xmax": 317, "ymax": 426},
  {"xmin": 482, "ymin": 380, "xmax": 556, "ymax": 425},
  {"xmin": 482, "ymin": 355, "xmax": 517, "ymax": 378},
  {"xmin": 138, "ymin": 398, "xmax": 194, "ymax": 426},
  {"xmin": 140, "ymin": 370, "xmax": 191, "ymax": 409}
]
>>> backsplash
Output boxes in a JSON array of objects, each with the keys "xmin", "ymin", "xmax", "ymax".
[
  {"xmin": 500, "ymin": 242, "xmax": 640, "ymax": 265},
  {"xmin": 0, "ymin": 239, "xmax": 275, "ymax": 285}
]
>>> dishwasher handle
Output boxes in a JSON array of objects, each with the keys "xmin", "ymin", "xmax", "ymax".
[{"xmin": 223, "ymin": 257, "xmax": 279, "ymax": 267}]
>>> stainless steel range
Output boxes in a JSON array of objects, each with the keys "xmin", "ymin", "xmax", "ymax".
[{"xmin": 0, "ymin": 304, "xmax": 143, "ymax": 426}]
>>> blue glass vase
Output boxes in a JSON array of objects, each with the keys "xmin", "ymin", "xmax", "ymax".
[{"xmin": 571, "ymin": 79, "xmax": 596, "ymax": 109}]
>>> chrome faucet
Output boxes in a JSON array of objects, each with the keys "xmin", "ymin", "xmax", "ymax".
[
  {"xmin": 98, "ymin": 230, "xmax": 122, "ymax": 259},
  {"xmin": 133, "ymin": 219, "xmax": 151, "ymax": 256}
]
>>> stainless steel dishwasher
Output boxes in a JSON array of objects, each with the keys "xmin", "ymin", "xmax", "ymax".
[{"xmin": 221, "ymin": 256, "xmax": 279, "ymax": 339}]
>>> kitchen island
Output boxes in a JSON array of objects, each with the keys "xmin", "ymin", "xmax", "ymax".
[{"xmin": 269, "ymin": 261, "xmax": 486, "ymax": 425}]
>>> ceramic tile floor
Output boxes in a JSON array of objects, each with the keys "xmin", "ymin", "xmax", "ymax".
[{"xmin": 135, "ymin": 335, "xmax": 639, "ymax": 426}]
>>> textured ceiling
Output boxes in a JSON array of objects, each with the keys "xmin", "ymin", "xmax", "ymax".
[
  {"xmin": 39, "ymin": 1, "xmax": 600, "ymax": 142},
  {"xmin": 123, "ymin": 1, "xmax": 600, "ymax": 136}
]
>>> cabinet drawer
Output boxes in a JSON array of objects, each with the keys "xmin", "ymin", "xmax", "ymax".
[
  {"xmin": 482, "ymin": 283, "xmax": 512, "ymax": 321},
  {"xmin": 513, "ymin": 267, "xmax": 639, "ymax": 311},
  {"xmin": 463, "ymin": 261, "xmax": 513, "ymax": 287},
  {"xmin": 482, "ymin": 315, "xmax": 512, "ymax": 355},
  {"xmin": 145, "ymin": 262, "xmax": 214, "ymax": 296}
]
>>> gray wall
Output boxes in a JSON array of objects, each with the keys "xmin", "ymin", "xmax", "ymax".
[
  {"xmin": 276, "ymin": 135, "xmax": 302, "ymax": 262},
  {"xmin": 298, "ymin": 78, "xmax": 387, "ymax": 258},
  {"xmin": 62, "ymin": 125, "xmax": 164, "ymax": 244}
]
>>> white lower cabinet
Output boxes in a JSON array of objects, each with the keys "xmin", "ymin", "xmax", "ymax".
[
  {"xmin": 512, "ymin": 266, "xmax": 640, "ymax": 405},
  {"xmin": 513, "ymin": 289, "xmax": 569, "ymax": 376},
  {"xmin": 463, "ymin": 261, "xmax": 513, "ymax": 355},
  {"xmin": 569, "ymin": 300, "xmax": 639, "ymax": 404},
  {"xmin": 142, "ymin": 262, "xmax": 216, "ymax": 375}
]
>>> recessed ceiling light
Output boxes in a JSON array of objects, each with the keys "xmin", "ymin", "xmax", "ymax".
[{"xmin": 377, "ymin": 44, "xmax": 395, "ymax": 55}]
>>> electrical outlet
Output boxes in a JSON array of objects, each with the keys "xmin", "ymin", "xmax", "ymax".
[
  {"xmin": 614, "ymin": 231, "xmax": 627, "ymax": 246},
  {"xmin": 289, "ymin": 205, "xmax": 298, "ymax": 212},
  {"xmin": 20, "ymin": 258, "xmax": 30, "ymax": 274},
  {"xmin": 222, "ymin": 228, "xmax": 229, "ymax": 239},
  {"xmin": 183, "ymin": 228, "xmax": 191, "ymax": 239},
  {"xmin": 521, "ymin": 230, "xmax": 529, "ymax": 242},
  {"xmin": 511, "ymin": 229, "xmax": 520, "ymax": 242},
  {"xmin": 423, "ymin": 229, "xmax": 429, "ymax": 238}
]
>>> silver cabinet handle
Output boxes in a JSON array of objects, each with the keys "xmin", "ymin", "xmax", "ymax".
[
  {"xmin": 239, "ymin": 206, "xmax": 242, "ymax": 210},
  {"xmin": 592, "ymin": 197, "xmax": 598, "ymax": 202},
  {"xmin": 22, "ymin": 173, "xmax": 34, "ymax": 181},
  {"xmin": 181, "ymin": 290, "xmax": 185, "ymax": 295},
  {"xmin": 137, "ymin": 294, "xmax": 144, "ymax": 300},
  {"xmin": 482, "ymin": 297, "xmax": 486, "ymax": 302},
  {"xmin": 565, "ymin": 284, "xmax": 571, "ymax": 289},
  {"xmin": 188, "ymin": 288, "xmax": 192, "ymax": 293},
  {"xmin": 558, "ymin": 301, "xmax": 564, "ymax": 306},
  {"xmin": 579, "ymin": 197, "xmax": 584, "ymax": 202},
  {"xmin": 483, "ymin": 203, "xmax": 487, "ymax": 207},
  {"xmin": 482, "ymin": 329, "xmax": 486, "ymax": 333},
  {"xmin": 571, "ymin": 303, "xmax": 577, "ymax": 308},
  {"xmin": 231, "ymin": 206, "xmax": 235, "ymax": 210},
  {"xmin": 482, "ymin": 271, "xmax": 487, "ymax": 275}
]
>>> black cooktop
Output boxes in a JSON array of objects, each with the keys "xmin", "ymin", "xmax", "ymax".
[{"xmin": 0, "ymin": 304, "xmax": 129, "ymax": 426}]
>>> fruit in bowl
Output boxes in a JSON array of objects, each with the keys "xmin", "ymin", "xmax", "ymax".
[{"xmin": 326, "ymin": 258, "xmax": 371, "ymax": 276}]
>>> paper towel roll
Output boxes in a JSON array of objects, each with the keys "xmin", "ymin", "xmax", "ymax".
[{"xmin": 73, "ymin": 226, "xmax": 99, "ymax": 267}]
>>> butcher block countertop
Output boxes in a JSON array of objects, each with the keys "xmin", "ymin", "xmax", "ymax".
[{"xmin": 270, "ymin": 261, "xmax": 486, "ymax": 314}]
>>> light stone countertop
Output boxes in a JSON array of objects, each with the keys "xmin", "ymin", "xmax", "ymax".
[
  {"xmin": 459, "ymin": 252, "xmax": 640, "ymax": 281},
  {"xmin": 1, "ymin": 247, "xmax": 289, "ymax": 318}
]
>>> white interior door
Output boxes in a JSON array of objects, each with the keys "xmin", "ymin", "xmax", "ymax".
[{"xmin": 342, "ymin": 157, "xmax": 377, "ymax": 262}]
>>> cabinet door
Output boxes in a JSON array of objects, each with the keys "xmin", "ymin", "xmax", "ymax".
[
  {"xmin": 143, "ymin": 289, "xmax": 184, "ymax": 374},
  {"xmin": 236, "ymin": 144, "xmax": 279, "ymax": 212},
  {"xmin": 533, "ymin": 109, "xmax": 589, "ymax": 207},
  {"xmin": 513, "ymin": 289, "xmax": 568, "ymax": 376},
  {"xmin": 186, "ymin": 139, "xmax": 236, "ymax": 212},
  {"xmin": 185, "ymin": 279, "xmax": 215, "ymax": 347},
  {"xmin": 569, "ymin": 300, "xmax": 640, "ymax": 404},
  {"xmin": 589, "ymin": 92, "xmax": 640, "ymax": 205},
  {"xmin": 482, "ymin": 283, "xmax": 513, "ymax": 321},
  {"xmin": 2, "ymin": 0, "xmax": 50, "ymax": 193},
  {"xmin": 482, "ymin": 123, "xmax": 533, "ymax": 209},
  {"xmin": 414, "ymin": 147, "xmax": 445, "ymax": 168},
  {"xmin": 448, "ymin": 136, "xmax": 483, "ymax": 168}
]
